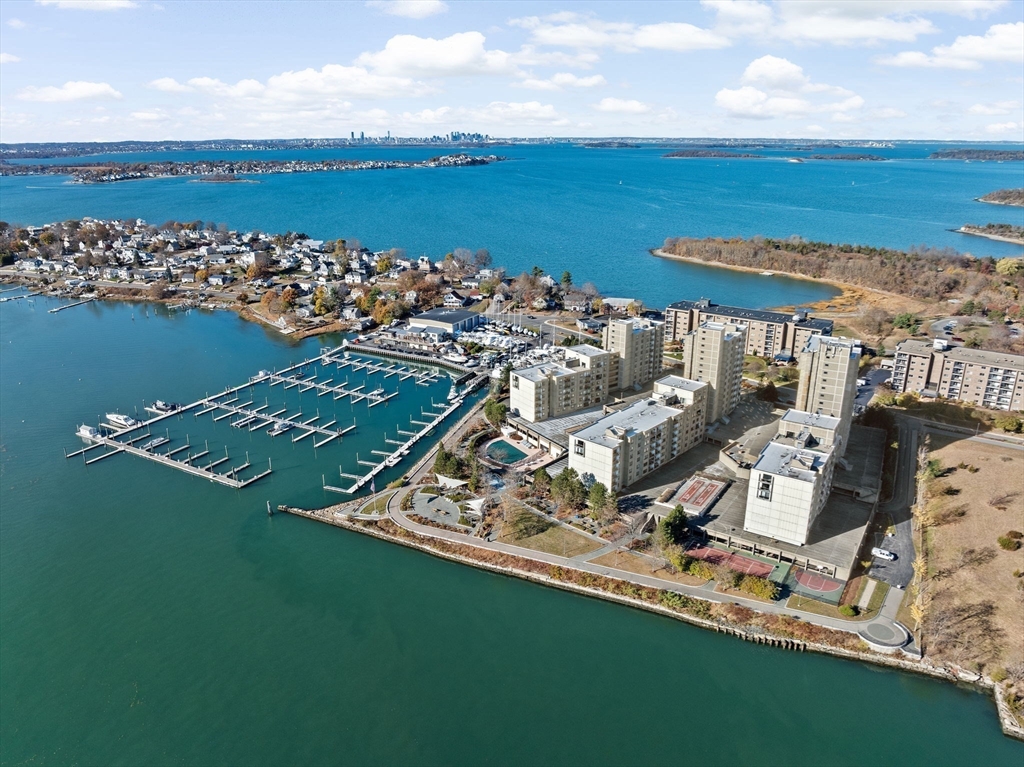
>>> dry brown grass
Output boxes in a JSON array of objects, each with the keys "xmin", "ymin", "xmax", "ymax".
[
  {"xmin": 590, "ymin": 550, "xmax": 709, "ymax": 586},
  {"xmin": 497, "ymin": 523, "xmax": 602, "ymax": 558},
  {"xmin": 922, "ymin": 435, "xmax": 1024, "ymax": 671}
]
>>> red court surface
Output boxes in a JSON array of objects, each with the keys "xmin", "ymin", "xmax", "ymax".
[
  {"xmin": 688, "ymin": 546, "xmax": 774, "ymax": 578},
  {"xmin": 672, "ymin": 476, "xmax": 727, "ymax": 514},
  {"xmin": 794, "ymin": 570, "xmax": 843, "ymax": 593}
]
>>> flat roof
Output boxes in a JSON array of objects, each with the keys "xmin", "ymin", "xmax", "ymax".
[
  {"xmin": 513, "ymin": 362, "xmax": 575, "ymax": 383},
  {"xmin": 803, "ymin": 335, "xmax": 862, "ymax": 357},
  {"xmin": 896, "ymin": 338, "xmax": 1024, "ymax": 371},
  {"xmin": 780, "ymin": 410, "xmax": 841, "ymax": 430},
  {"xmin": 574, "ymin": 397, "xmax": 682, "ymax": 449},
  {"xmin": 656, "ymin": 375, "xmax": 708, "ymax": 392},
  {"xmin": 509, "ymin": 405, "xmax": 607, "ymax": 449},
  {"xmin": 413, "ymin": 308, "xmax": 479, "ymax": 325},
  {"xmin": 566, "ymin": 344, "xmax": 609, "ymax": 358},
  {"xmin": 668, "ymin": 299, "xmax": 833, "ymax": 332},
  {"xmin": 752, "ymin": 441, "xmax": 831, "ymax": 482}
]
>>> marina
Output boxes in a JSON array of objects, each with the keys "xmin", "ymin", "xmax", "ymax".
[{"xmin": 65, "ymin": 344, "xmax": 480, "ymax": 494}]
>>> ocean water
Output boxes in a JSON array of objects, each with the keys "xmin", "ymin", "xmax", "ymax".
[
  {"xmin": 3, "ymin": 144, "xmax": 1024, "ymax": 765},
  {"xmin": 2, "ymin": 292, "xmax": 1022, "ymax": 767},
  {"xmin": 2, "ymin": 142, "xmax": 1023, "ymax": 311}
]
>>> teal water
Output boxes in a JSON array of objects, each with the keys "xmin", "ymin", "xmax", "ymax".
[
  {"xmin": 3, "ymin": 143, "xmax": 1023, "ymax": 310},
  {"xmin": 485, "ymin": 439, "xmax": 529, "ymax": 465},
  {"xmin": 2, "ymin": 291, "xmax": 1023, "ymax": 766}
]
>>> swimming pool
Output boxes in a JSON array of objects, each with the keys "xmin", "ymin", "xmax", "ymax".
[{"xmin": 485, "ymin": 439, "xmax": 529, "ymax": 465}]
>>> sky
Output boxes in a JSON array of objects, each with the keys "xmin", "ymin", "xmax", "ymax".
[{"xmin": 0, "ymin": 0, "xmax": 1022, "ymax": 142}]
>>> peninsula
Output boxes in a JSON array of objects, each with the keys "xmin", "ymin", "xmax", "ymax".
[
  {"xmin": 0, "ymin": 153, "xmax": 507, "ymax": 184},
  {"xmin": 929, "ymin": 149, "xmax": 1024, "ymax": 161},
  {"xmin": 957, "ymin": 223, "xmax": 1024, "ymax": 245},
  {"xmin": 980, "ymin": 188, "xmax": 1024, "ymax": 207}
]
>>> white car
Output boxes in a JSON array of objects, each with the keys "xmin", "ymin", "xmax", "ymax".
[{"xmin": 871, "ymin": 547, "xmax": 897, "ymax": 561}]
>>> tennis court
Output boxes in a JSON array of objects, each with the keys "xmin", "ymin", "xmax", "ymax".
[
  {"xmin": 783, "ymin": 567, "xmax": 846, "ymax": 605},
  {"xmin": 687, "ymin": 545, "xmax": 775, "ymax": 578}
]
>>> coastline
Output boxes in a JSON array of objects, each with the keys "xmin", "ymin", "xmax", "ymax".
[
  {"xmin": 649, "ymin": 247, "xmax": 922, "ymax": 314},
  {"xmin": 954, "ymin": 227, "xmax": 1024, "ymax": 246},
  {"xmin": 977, "ymin": 198, "xmax": 1024, "ymax": 208},
  {"xmin": 279, "ymin": 501, "xmax": 1024, "ymax": 742}
]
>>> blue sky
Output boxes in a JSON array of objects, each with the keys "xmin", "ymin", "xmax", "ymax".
[{"xmin": 0, "ymin": 0, "xmax": 1022, "ymax": 142}]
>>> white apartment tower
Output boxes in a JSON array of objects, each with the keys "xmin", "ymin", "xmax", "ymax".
[
  {"xmin": 677, "ymin": 321, "xmax": 747, "ymax": 425},
  {"xmin": 509, "ymin": 345, "xmax": 613, "ymax": 423},
  {"xmin": 569, "ymin": 376, "xmax": 709, "ymax": 492},
  {"xmin": 603, "ymin": 317, "xmax": 665, "ymax": 391},
  {"xmin": 795, "ymin": 336, "xmax": 861, "ymax": 455}
]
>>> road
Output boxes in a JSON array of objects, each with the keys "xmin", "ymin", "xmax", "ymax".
[
  {"xmin": 855, "ymin": 367, "xmax": 890, "ymax": 411},
  {"xmin": 869, "ymin": 418, "xmax": 919, "ymax": 589}
]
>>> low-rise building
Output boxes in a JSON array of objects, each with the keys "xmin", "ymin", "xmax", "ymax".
[
  {"xmin": 891, "ymin": 339, "xmax": 1024, "ymax": 411},
  {"xmin": 666, "ymin": 299, "xmax": 832, "ymax": 360},
  {"xmin": 408, "ymin": 307, "xmax": 485, "ymax": 337}
]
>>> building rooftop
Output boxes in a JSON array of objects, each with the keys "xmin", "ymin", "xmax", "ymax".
[
  {"xmin": 509, "ymin": 405, "xmax": 607, "ymax": 449},
  {"xmin": 802, "ymin": 335, "xmax": 862, "ymax": 357},
  {"xmin": 669, "ymin": 299, "xmax": 834, "ymax": 333},
  {"xmin": 752, "ymin": 441, "xmax": 831, "ymax": 482},
  {"xmin": 656, "ymin": 374, "xmax": 708, "ymax": 393},
  {"xmin": 413, "ymin": 308, "xmax": 479, "ymax": 325},
  {"xmin": 565, "ymin": 344, "xmax": 609, "ymax": 358},
  {"xmin": 573, "ymin": 397, "xmax": 683, "ymax": 449},
  {"xmin": 780, "ymin": 410, "xmax": 841, "ymax": 431},
  {"xmin": 513, "ymin": 362, "xmax": 576, "ymax": 383},
  {"xmin": 896, "ymin": 338, "xmax": 1024, "ymax": 371}
]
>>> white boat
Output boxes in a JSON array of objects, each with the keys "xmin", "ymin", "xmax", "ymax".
[
  {"xmin": 77, "ymin": 424, "xmax": 100, "ymax": 440},
  {"xmin": 267, "ymin": 422, "xmax": 294, "ymax": 437},
  {"xmin": 443, "ymin": 353, "xmax": 469, "ymax": 364},
  {"xmin": 151, "ymin": 400, "xmax": 180, "ymax": 413},
  {"xmin": 447, "ymin": 385, "xmax": 460, "ymax": 401},
  {"xmin": 250, "ymin": 370, "xmax": 271, "ymax": 382},
  {"xmin": 760, "ymin": 271, "xmax": 775, "ymax": 276},
  {"xmin": 141, "ymin": 436, "xmax": 169, "ymax": 451},
  {"xmin": 105, "ymin": 413, "xmax": 140, "ymax": 429},
  {"xmin": 369, "ymin": 387, "xmax": 385, "ymax": 397}
]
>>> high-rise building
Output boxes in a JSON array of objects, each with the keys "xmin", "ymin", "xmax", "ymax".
[
  {"xmin": 602, "ymin": 317, "xmax": 665, "ymax": 390},
  {"xmin": 568, "ymin": 377, "xmax": 709, "ymax": 492},
  {"xmin": 665, "ymin": 299, "xmax": 832, "ymax": 359},
  {"xmin": 676, "ymin": 321, "xmax": 746, "ymax": 424},
  {"xmin": 509, "ymin": 345, "xmax": 613, "ymax": 423},
  {"xmin": 794, "ymin": 336, "xmax": 861, "ymax": 454}
]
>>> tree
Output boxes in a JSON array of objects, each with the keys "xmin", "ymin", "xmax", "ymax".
[
  {"xmin": 280, "ymin": 287, "xmax": 298, "ymax": 309},
  {"xmin": 474, "ymin": 248, "xmax": 492, "ymax": 268},
  {"xmin": 149, "ymin": 280, "xmax": 169, "ymax": 300},
  {"xmin": 587, "ymin": 482, "xmax": 608, "ymax": 512},
  {"xmin": 995, "ymin": 258, "xmax": 1022, "ymax": 277},
  {"xmin": 892, "ymin": 312, "xmax": 919, "ymax": 332},
  {"xmin": 994, "ymin": 415, "xmax": 1023, "ymax": 433},
  {"xmin": 757, "ymin": 381, "xmax": 779, "ymax": 402},
  {"xmin": 960, "ymin": 299, "xmax": 977, "ymax": 316},
  {"xmin": 376, "ymin": 254, "xmax": 393, "ymax": 274},
  {"xmin": 550, "ymin": 467, "xmax": 586, "ymax": 509},
  {"xmin": 659, "ymin": 505, "xmax": 689, "ymax": 545},
  {"xmin": 533, "ymin": 467, "xmax": 551, "ymax": 493},
  {"xmin": 236, "ymin": 292, "xmax": 249, "ymax": 304},
  {"xmin": 195, "ymin": 268, "xmax": 208, "ymax": 283},
  {"xmin": 530, "ymin": 265, "xmax": 544, "ymax": 278},
  {"xmin": 483, "ymin": 398, "xmax": 508, "ymax": 426},
  {"xmin": 246, "ymin": 262, "xmax": 270, "ymax": 281},
  {"xmin": 560, "ymin": 270, "xmax": 573, "ymax": 288}
]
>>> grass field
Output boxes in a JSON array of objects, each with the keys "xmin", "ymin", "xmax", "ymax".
[
  {"xmin": 359, "ymin": 490, "xmax": 397, "ymax": 515},
  {"xmin": 590, "ymin": 550, "xmax": 709, "ymax": 586},
  {"xmin": 498, "ymin": 523, "xmax": 602, "ymax": 559}
]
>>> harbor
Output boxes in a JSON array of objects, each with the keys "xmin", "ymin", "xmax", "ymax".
[{"xmin": 65, "ymin": 344, "xmax": 484, "ymax": 494}]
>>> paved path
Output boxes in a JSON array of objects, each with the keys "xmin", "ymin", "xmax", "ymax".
[
  {"xmin": 870, "ymin": 418, "xmax": 919, "ymax": 589},
  {"xmin": 857, "ymin": 579, "xmax": 878, "ymax": 610}
]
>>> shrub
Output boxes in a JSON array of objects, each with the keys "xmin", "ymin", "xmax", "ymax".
[
  {"xmin": 994, "ymin": 415, "xmax": 1023, "ymax": 434},
  {"xmin": 687, "ymin": 560, "xmax": 715, "ymax": 581},
  {"xmin": 1008, "ymin": 530, "xmax": 1023, "ymax": 540},
  {"xmin": 738, "ymin": 575, "xmax": 780, "ymax": 601},
  {"xmin": 386, "ymin": 478, "xmax": 406, "ymax": 489},
  {"xmin": 839, "ymin": 604, "xmax": 858, "ymax": 617},
  {"xmin": 991, "ymin": 667, "xmax": 1009, "ymax": 683},
  {"xmin": 998, "ymin": 536, "xmax": 1022, "ymax": 551},
  {"xmin": 940, "ymin": 485, "xmax": 961, "ymax": 496}
]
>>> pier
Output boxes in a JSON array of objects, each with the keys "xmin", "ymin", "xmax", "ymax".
[{"xmin": 48, "ymin": 297, "xmax": 95, "ymax": 314}]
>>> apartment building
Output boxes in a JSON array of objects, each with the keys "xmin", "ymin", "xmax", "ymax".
[
  {"xmin": 665, "ymin": 299, "xmax": 832, "ymax": 359},
  {"xmin": 675, "ymin": 321, "xmax": 747, "ymax": 424},
  {"xmin": 568, "ymin": 376, "xmax": 709, "ymax": 492},
  {"xmin": 509, "ymin": 345, "xmax": 613, "ymax": 423},
  {"xmin": 794, "ymin": 336, "xmax": 861, "ymax": 454},
  {"xmin": 891, "ymin": 339, "xmax": 1024, "ymax": 412},
  {"xmin": 603, "ymin": 317, "xmax": 665, "ymax": 391},
  {"xmin": 744, "ymin": 430, "xmax": 836, "ymax": 546}
]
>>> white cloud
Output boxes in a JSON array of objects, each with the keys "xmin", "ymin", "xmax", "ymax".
[
  {"xmin": 701, "ymin": 0, "xmax": 774, "ymax": 37},
  {"xmin": 716, "ymin": 56, "xmax": 862, "ymax": 119},
  {"xmin": 17, "ymin": 81, "xmax": 122, "ymax": 102},
  {"xmin": 365, "ymin": 0, "xmax": 447, "ymax": 18},
  {"xmin": 130, "ymin": 110, "xmax": 167, "ymax": 121},
  {"xmin": 148, "ymin": 76, "xmax": 191, "ymax": 92},
  {"xmin": 510, "ymin": 13, "xmax": 729, "ymax": 52},
  {"xmin": 593, "ymin": 97, "xmax": 651, "ymax": 114},
  {"xmin": 871, "ymin": 107, "xmax": 909, "ymax": 119},
  {"xmin": 968, "ymin": 100, "xmax": 1019, "ymax": 115},
  {"xmin": 36, "ymin": 0, "xmax": 137, "ymax": 9},
  {"xmin": 985, "ymin": 121, "xmax": 1021, "ymax": 134},
  {"xmin": 0, "ymin": 53, "xmax": 21, "ymax": 63},
  {"xmin": 517, "ymin": 72, "xmax": 606, "ymax": 91},
  {"xmin": 6, "ymin": 18, "xmax": 27, "ymax": 28},
  {"xmin": 356, "ymin": 32, "xmax": 517, "ymax": 77},
  {"xmin": 877, "ymin": 21, "xmax": 1024, "ymax": 69}
]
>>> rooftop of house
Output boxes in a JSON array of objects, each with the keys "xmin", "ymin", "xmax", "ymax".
[{"xmin": 668, "ymin": 299, "xmax": 834, "ymax": 332}]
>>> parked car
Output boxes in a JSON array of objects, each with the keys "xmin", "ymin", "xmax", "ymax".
[{"xmin": 871, "ymin": 547, "xmax": 897, "ymax": 561}]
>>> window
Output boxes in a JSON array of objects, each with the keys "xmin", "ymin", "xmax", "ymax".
[
  {"xmin": 512, "ymin": 376, "xmax": 519, "ymax": 389},
  {"xmin": 757, "ymin": 474, "xmax": 773, "ymax": 501},
  {"xmin": 574, "ymin": 440, "xmax": 586, "ymax": 457}
]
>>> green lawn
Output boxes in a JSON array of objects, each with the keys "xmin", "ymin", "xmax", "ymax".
[{"xmin": 499, "ymin": 523, "xmax": 602, "ymax": 558}]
